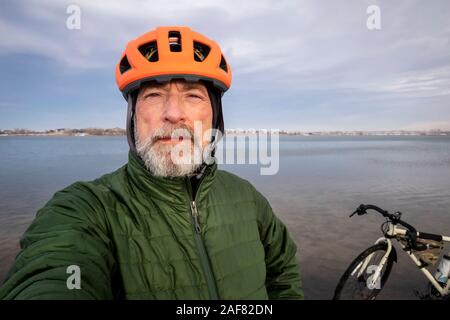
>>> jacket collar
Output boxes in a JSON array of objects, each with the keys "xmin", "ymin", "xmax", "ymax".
[{"xmin": 126, "ymin": 151, "xmax": 217, "ymax": 204}]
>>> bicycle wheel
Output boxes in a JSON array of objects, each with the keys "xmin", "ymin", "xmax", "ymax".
[{"xmin": 333, "ymin": 243, "xmax": 395, "ymax": 300}]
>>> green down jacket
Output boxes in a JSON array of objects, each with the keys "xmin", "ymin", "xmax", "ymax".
[{"xmin": 0, "ymin": 151, "xmax": 303, "ymax": 300}]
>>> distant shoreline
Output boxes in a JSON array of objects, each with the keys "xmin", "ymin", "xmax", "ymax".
[{"xmin": 1, "ymin": 128, "xmax": 449, "ymax": 137}]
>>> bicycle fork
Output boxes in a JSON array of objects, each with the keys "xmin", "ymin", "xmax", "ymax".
[{"xmin": 351, "ymin": 237, "xmax": 393, "ymax": 289}]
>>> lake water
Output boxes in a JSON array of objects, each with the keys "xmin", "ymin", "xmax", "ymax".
[{"xmin": 1, "ymin": 135, "xmax": 449, "ymax": 299}]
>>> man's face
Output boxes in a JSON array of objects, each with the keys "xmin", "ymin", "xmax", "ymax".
[{"xmin": 134, "ymin": 79, "xmax": 213, "ymax": 177}]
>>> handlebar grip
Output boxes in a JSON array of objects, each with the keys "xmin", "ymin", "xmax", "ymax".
[{"xmin": 350, "ymin": 204, "xmax": 388, "ymax": 218}]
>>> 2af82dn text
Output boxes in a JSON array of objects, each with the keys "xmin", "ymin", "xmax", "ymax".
[{"xmin": 176, "ymin": 304, "xmax": 273, "ymax": 317}]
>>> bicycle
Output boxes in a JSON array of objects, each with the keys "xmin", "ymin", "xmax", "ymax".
[{"xmin": 333, "ymin": 204, "xmax": 450, "ymax": 300}]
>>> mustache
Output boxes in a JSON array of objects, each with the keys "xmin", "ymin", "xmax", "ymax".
[{"xmin": 150, "ymin": 124, "xmax": 195, "ymax": 145}]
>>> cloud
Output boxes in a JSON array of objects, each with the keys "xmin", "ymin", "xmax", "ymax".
[
  {"xmin": 0, "ymin": 0, "xmax": 449, "ymax": 130},
  {"xmin": 346, "ymin": 66, "xmax": 450, "ymax": 99}
]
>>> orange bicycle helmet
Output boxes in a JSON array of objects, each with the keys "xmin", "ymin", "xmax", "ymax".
[{"xmin": 116, "ymin": 26, "xmax": 232, "ymax": 98}]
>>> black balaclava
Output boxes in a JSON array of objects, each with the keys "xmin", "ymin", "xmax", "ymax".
[{"xmin": 126, "ymin": 80, "xmax": 224, "ymax": 170}]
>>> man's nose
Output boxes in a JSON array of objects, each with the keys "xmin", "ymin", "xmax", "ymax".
[{"xmin": 162, "ymin": 94, "xmax": 185, "ymax": 124}]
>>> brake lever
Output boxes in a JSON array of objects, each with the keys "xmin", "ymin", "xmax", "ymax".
[
  {"xmin": 349, "ymin": 204, "xmax": 366, "ymax": 218},
  {"xmin": 349, "ymin": 210, "xmax": 358, "ymax": 218}
]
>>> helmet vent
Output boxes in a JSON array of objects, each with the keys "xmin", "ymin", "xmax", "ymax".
[
  {"xmin": 219, "ymin": 55, "xmax": 228, "ymax": 72},
  {"xmin": 168, "ymin": 31, "xmax": 182, "ymax": 52},
  {"xmin": 138, "ymin": 41, "xmax": 159, "ymax": 62},
  {"xmin": 119, "ymin": 55, "xmax": 131, "ymax": 74},
  {"xmin": 193, "ymin": 41, "xmax": 211, "ymax": 61}
]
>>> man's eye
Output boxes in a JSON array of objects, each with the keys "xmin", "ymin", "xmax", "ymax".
[
  {"xmin": 188, "ymin": 94, "xmax": 202, "ymax": 99},
  {"xmin": 145, "ymin": 92, "xmax": 162, "ymax": 98}
]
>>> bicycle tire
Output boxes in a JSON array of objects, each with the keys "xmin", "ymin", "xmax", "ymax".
[{"xmin": 333, "ymin": 243, "xmax": 395, "ymax": 300}]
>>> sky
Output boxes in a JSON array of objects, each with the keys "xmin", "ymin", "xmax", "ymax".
[{"xmin": 0, "ymin": 0, "xmax": 449, "ymax": 131}]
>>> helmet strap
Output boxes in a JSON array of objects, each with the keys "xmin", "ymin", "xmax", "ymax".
[{"xmin": 126, "ymin": 92, "xmax": 138, "ymax": 156}]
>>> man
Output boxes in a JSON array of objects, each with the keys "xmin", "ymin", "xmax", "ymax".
[{"xmin": 0, "ymin": 26, "xmax": 302, "ymax": 299}]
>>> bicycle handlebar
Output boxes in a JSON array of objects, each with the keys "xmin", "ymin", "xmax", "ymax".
[
  {"xmin": 350, "ymin": 204, "xmax": 390, "ymax": 218},
  {"xmin": 350, "ymin": 204, "xmax": 423, "ymax": 251}
]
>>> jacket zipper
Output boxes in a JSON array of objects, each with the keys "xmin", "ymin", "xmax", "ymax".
[
  {"xmin": 186, "ymin": 178, "xmax": 219, "ymax": 300},
  {"xmin": 190, "ymin": 201, "xmax": 202, "ymax": 234}
]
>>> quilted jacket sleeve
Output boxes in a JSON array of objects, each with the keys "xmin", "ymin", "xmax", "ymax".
[
  {"xmin": 0, "ymin": 183, "xmax": 116, "ymax": 300},
  {"xmin": 254, "ymin": 189, "xmax": 304, "ymax": 300}
]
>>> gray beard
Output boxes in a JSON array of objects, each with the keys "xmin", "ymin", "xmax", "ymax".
[{"xmin": 134, "ymin": 124, "xmax": 204, "ymax": 178}]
